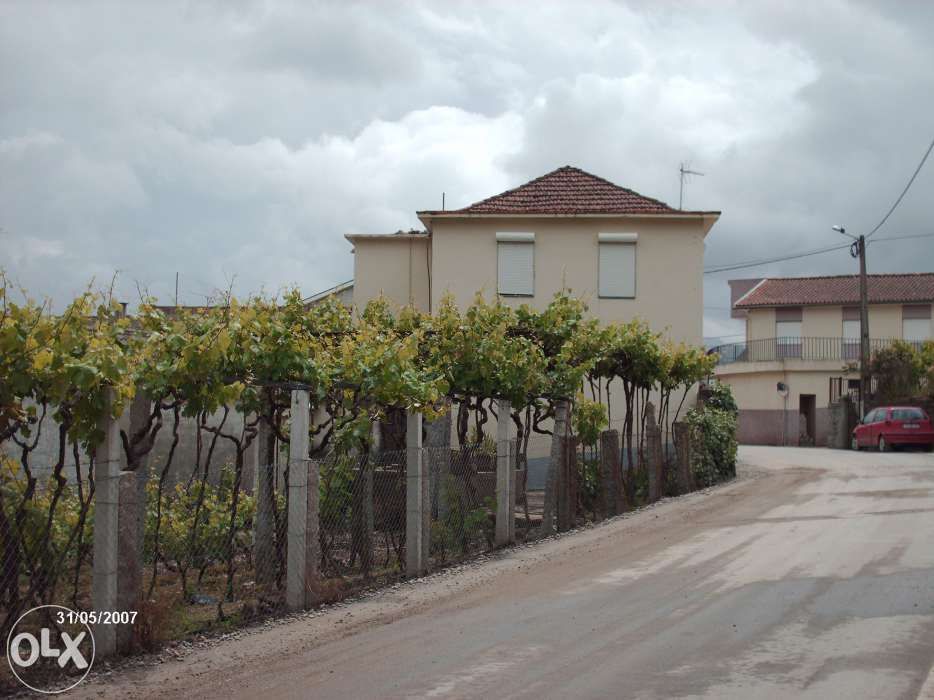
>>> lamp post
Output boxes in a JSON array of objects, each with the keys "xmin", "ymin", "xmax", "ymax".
[{"xmin": 833, "ymin": 225, "xmax": 870, "ymax": 415}]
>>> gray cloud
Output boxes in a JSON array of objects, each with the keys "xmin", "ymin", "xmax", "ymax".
[{"xmin": 1, "ymin": 0, "xmax": 932, "ymax": 340}]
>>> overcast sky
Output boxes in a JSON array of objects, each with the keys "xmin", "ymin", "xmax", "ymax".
[{"xmin": 1, "ymin": 1, "xmax": 932, "ymax": 342}]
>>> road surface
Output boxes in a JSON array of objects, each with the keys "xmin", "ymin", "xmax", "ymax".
[{"xmin": 78, "ymin": 446, "xmax": 934, "ymax": 699}]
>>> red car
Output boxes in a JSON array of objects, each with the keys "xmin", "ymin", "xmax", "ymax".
[{"xmin": 851, "ymin": 406, "xmax": 934, "ymax": 452}]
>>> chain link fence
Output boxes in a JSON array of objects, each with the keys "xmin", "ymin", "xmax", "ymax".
[
  {"xmin": 317, "ymin": 449, "xmax": 407, "ymax": 598},
  {"xmin": 0, "ymin": 403, "xmax": 97, "ymax": 691},
  {"xmin": 1, "ymin": 393, "xmax": 725, "ymax": 686},
  {"xmin": 426, "ymin": 444, "xmax": 497, "ymax": 568}
]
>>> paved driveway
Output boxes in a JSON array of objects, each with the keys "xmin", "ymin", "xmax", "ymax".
[{"xmin": 79, "ymin": 446, "xmax": 934, "ymax": 699}]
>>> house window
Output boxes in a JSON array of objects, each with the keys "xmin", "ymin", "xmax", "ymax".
[
  {"xmin": 842, "ymin": 306, "xmax": 860, "ymax": 360},
  {"xmin": 775, "ymin": 307, "xmax": 802, "ymax": 358},
  {"xmin": 902, "ymin": 304, "xmax": 932, "ymax": 343},
  {"xmin": 598, "ymin": 233, "xmax": 637, "ymax": 298},
  {"xmin": 496, "ymin": 232, "xmax": 534, "ymax": 296}
]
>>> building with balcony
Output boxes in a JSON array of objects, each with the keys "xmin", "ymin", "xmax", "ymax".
[{"xmin": 712, "ymin": 273, "xmax": 934, "ymax": 446}]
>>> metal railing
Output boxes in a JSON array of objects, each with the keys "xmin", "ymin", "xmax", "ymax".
[{"xmin": 710, "ymin": 337, "xmax": 911, "ymax": 365}]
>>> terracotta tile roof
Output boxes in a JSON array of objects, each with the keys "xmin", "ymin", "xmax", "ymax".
[
  {"xmin": 734, "ymin": 273, "xmax": 934, "ymax": 308},
  {"xmin": 419, "ymin": 166, "xmax": 717, "ymax": 216}
]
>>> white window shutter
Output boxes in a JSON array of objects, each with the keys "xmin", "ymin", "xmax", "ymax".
[
  {"xmin": 903, "ymin": 317, "xmax": 931, "ymax": 342},
  {"xmin": 498, "ymin": 241, "xmax": 534, "ymax": 296},
  {"xmin": 775, "ymin": 320, "xmax": 802, "ymax": 341},
  {"xmin": 598, "ymin": 242, "xmax": 636, "ymax": 298}
]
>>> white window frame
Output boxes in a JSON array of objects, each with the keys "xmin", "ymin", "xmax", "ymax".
[
  {"xmin": 496, "ymin": 232, "xmax": 535, "ymax": 297},
  {"xmin": 598, "ymin": 232, "xmax": 637, "ymax": 299}
]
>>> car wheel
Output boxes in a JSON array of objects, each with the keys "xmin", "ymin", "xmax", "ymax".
[
  {"xmin": 851, "ymin": 436, "xmax": 860, "ymax": 451},
  {"xmin": 878, "ymin": 436, "xmax": 890, "ymax": 453}
]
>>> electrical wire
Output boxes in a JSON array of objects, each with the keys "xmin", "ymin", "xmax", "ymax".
[
  {"xmin": 865, "ymin": 135, "xmax": 934, "ymax": 239},
  {"xmin": 703, "ymin": 232, "xmax": 934, "ymax": 275},
  {"xmin": 704, "ymin": 243, "xmax": 851, "ymax": 274},
  {"xmin": 870, "ymin": 232, "xmax": 934, "ymax": 243}
]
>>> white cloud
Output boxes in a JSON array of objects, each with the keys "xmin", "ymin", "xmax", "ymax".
[{"xmin": 0, "ymin": 0, "xmax": 931, "ymax": 325}]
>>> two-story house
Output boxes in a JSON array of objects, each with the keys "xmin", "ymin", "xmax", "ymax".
[
  {"xmin": 714, "ymin": 273, "xmax": 934, "ymax": 446},
  {"xmin": 346, "ymin": 165, "xmax": 719, "ymax": 338},
  {"xmin": 328, "ymin": 165, "xmax": 720, "ymax": 465}
]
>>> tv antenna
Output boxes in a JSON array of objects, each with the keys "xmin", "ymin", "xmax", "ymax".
[{"xmin": 679, "ymin": 162, "xmax": 704, "ymax": 209}]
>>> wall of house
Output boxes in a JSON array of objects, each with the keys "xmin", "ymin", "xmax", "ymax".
[
  {"xmin": 716, "ymin": 364, "xmax": 859, "ymax": 446},
  {"xmin": 428, "ymin": 216, "xmax": 707, "ymax": 345},
  {"xmin": 801, "ymin": 305, "xmax": 841, "ymax": 338},
  {"xmin": 745, "ymin": 303, "xmax": 915, "ymax": 342},
  {"xmin": 746, "ymin": 307, "xmax": 776, "ymax": 342},
  {"xmin": 870, "ymin": 304, "xmax": 905, "ymax": 339},
  {"xmin": 351, "ymin": 237, "xmax": 430, "ymax": 311},
  {"xmin": 350, "ymin": 216, "xmax": 711, "ymax": 467}
]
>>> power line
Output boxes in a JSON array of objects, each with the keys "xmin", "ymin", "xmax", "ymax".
[
  {"xmin": 865, "ymin": 135, "xmax": 934, "ymax": 239},
  {"xmin": 871, "ymin": 232, "xmax": 934, "ymax": 243},
  {"xmin": 703, "ymin": 232, "xmax": 934, "ymax": 275},
  {"xmin": 704, "ymin": 243, "xmax": 851, "ymax": 274}
]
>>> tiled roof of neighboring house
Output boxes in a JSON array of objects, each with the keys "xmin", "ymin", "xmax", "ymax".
[
  {"xmin": 345, "ymin": 229, "xmax": 428, "ymax": 241},
  {"xmin": 418, "ymin": 166, "xmax": 718, "ymax": 216},
  {"xmin": 302, "ymin": 280, "xmax": 353, "ymax": 308},
  {"xmin": 734, "ymin": 273, "xmax": 934, "ymax": 308},
  {"xmin": 151, "ymin": 304, "xmax": 216, "ymax": 316}
]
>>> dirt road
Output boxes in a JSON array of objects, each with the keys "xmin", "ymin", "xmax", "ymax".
[{"xmin": 76, "ymin": 446, "xmax": 934, "ymax": 699}]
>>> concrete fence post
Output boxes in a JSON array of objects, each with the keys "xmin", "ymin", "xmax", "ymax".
[
  {"xmin": 673, "ymin": 421, "xmax": 694, "ymax": 493},
  {"xmin": 92, "ymin": 388, "xmax": 125, "ymax": 657},
  {"xmin": 495, "ymin": 399, "xmax": 514, "ymax": 547},
  {"xmin": 287, "ymin": 389, "xmax": 318, "ymax": 611},
  {"xmin": 646, "ymin": 403, "xmax": 664, "ymax": 502},
  {"xmin": 406, "ymin": 411, "xmax": 429, "ymax": 577},
  {"xmin": 542, "ymin": 399, "xmax": 570, "ymax": 535},
  {"xmin": 599, "ymin": 429, "xmax": 621, "ymax": 518},
  {"xmin": 556, "ymin": 435, "xmax": 580, "ymax": 532}
]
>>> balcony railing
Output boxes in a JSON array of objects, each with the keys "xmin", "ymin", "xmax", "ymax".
[{"xmin": 710, "ymin": 337, "xmax": 912, "ymax": 365}]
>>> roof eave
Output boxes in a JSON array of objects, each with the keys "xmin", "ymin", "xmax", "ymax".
[
  {"xmin": 417, "ymin": 210, "xmax": 721, "ymax": 222},
  {"xmin": 735, "ymin": 298, "xmax": 934, "ymax": 310},
  {"xmin": 344, "ymin": 232, "xmax": 429, "ymax": 243}
]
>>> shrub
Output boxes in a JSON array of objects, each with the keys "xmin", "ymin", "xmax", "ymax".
[
  {"xmin": 703, "ymin": 383, "xmax": 738, "ymax": 416},
  {"xmin": 571, "ymin": 395, "xmax": 607, "ymax": 449},
  {"xmin": 922, "ymin": 340, "xmax": 934, "ymax": 397},
  {"xmin": 0, "ymin": 455, "xmax": 94, "ymax": 602},
  {"xmin": 686, "ymin": 406, "xmax": 737, "ymax": 487},
  {"xmin": 869, "ymin": 340, "xmax": 928, "ymax": 402},
  {"xmin": 144, "ymin": 466, "xmax": 256, "ymax": 599}
]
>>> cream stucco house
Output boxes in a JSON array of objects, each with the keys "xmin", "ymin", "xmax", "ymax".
[
  {"xmin": 321, "ymin": 166, "xmax": 720, "ymax": 467},
  {"xmin": 714, "ymin": 273, "xmax": 934, "ymax": 446},
  {"xmin": 346, "ymin": 166, "xmax": 719, "ymax": 340}
]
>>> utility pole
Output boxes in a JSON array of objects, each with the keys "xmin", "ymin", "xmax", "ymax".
[
  {"xmin": 857, "ymin": 234, "xmax": 870, "ymax": 415},
  {"xmin": 833, "ymin": 225, "xmax": 870, "ymax": 415}
]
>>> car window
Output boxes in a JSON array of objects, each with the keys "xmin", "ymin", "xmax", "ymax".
[
  {"xmin": 892, "ymin": 408, "xmax": 925, "ymax": 421},
  {"xmin": 862, "ymin": 410, "xmax": 877, "ymax": 423},
  {"xmin": 866, "ymin": 409, "xmax": 885, "ymax": 423}
]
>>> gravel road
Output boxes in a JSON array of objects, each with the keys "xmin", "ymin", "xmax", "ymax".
[{"xmin": 74, "ymin": 445, "xmax": 934, "ymax": 699}]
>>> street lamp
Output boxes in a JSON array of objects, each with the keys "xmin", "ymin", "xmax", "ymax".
[{"xmin": 832, "ymin": 224, "xmax": 870, "ymax": 415}]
